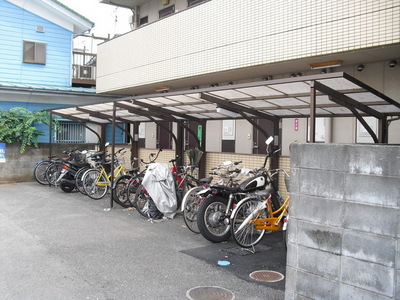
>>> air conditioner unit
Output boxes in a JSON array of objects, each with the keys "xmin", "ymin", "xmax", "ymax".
[{"xmin": 79, "ymin": 66, "xmax": 92, "ymax": 79}]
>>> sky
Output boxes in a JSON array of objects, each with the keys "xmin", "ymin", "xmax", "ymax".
[{"xmin": 58, "ymin": 0, "xmax": 132, "ymax": 52}]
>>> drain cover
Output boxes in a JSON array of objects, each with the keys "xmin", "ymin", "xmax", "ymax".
[
  {"xmin": 186, "ymin": 286, "xmax": 235, "ymax": 300},
  {"xmin": 249, "ymin": 270, "xmax": 284, "ymax": 282}
]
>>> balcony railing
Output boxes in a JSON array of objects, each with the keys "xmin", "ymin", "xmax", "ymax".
[{"xmin": 72, "ymin": 50, "xmax": 96, "ymax": 87}]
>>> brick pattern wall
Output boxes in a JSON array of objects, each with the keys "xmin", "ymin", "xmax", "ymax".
[
  {"xmin": 1, "ymin": 144, "xmax": 292, "ymax": 196},
  {"xmin": 286, "ymin": 143, "xmax": 400, "ymax": 300}
]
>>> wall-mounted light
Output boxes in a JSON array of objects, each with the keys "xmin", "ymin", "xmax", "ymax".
[
  {"xmin": 310, "ymin": 60, "xmax": 343, "ymax": 70},
  {"xmin": 154, "ymin": 86, "xmax": 170, "ymax": 93},
  {"xmin": 389, "ymin": 60, "xmax": 398, "ymax": 68},
  {"xmin": 357, "ymin": 64, "xmax": 365, "ymax": 72}
]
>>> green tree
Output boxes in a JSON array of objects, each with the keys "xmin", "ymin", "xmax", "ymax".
[{"xmin": 0, "ymin": 107, "xmax": 58, "ymax": 153}]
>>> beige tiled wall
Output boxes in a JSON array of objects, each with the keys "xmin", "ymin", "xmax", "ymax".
[{"xmin": 122, "ymin": 148, "xmax": 291, "ymax": 198}]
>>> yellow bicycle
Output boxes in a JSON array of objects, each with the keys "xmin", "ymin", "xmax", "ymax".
[
  {"xmin": 82, "ymin": 149, "xmax": 127, "ymax": 200},
  {"xmin": 230, "ymin": 168, "xmax": 290, "ymax": 248}
]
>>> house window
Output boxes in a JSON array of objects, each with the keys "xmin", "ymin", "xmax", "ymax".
[
  {"xmin": 56, "ymin": 122, "xmax": 85, "ymax": 143},
  {"xmin": 139, "ymin": 16, "xmax": 148, "ymax": 26},
  {"xmin": 159, "ymin": 5, "xmax": 175, "ymax": 19},
  {"xmin": 23, "ymin": 41, "xmax": 46, "ymax": 64},
  {"xmin": 188, "ymin": 0, "xmax": 207, "ymax": 7}
]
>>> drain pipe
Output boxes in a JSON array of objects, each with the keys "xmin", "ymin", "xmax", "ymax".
[{"xmin": 325, "ymin": 118, "xmax": 332, "ymax": 143}]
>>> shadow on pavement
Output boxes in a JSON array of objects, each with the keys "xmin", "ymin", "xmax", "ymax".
[{"xmin": 181, "ymin": 231, "xmax": 287, "ymax": 291}]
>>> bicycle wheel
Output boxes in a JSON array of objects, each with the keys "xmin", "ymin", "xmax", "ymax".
[
  {"xmin": 82, "ymin": 169, "xmax": 109, "ymax": 200},
  {"xmin": 45, "ymin": 162, "xmax": 63, "ymax": 186},
  {"xmin": 231, "ymin": 198, "xmax": 267, "ymax": 248},
  {"xmin": 33, "ymin": 160, "xmax": 51, "ymax": 185},
  {"xmin": 127, "ymin": 177, "xmax": 141, "ymax": 207},
  {"xmin": 134, "ymin": 185, "xmax": 152, "ymax": 218},
  {"xmin": 75, "ymin": 167, "xmax": 91, "ymax": 195},
  {"xmin": 112, "ymin": 175, "xmax": 133, "ymax": 208},
  {"xmin": 182, "ymin": 186, "xmax": 204, "ymax": 234},
  {"xmin": 197, "ymin": 195, "xmax": 231, "ymax": 243}
]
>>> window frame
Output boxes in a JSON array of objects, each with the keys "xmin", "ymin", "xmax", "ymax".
[
  {"xmin": 159, "ymin": 5, "xmax": 175, "ymax": 19},
  {"xmin": 187, "ymin": 0, "xmax": 208, "ymax": 7},
  {"xmin": 55, "ymin": 121, "xmax": 86, "ymax": 143},
  {"xmin": 23, "ymin": 40, "xmax": 47, "ymax": 65}
]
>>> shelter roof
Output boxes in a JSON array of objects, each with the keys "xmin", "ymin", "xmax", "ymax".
[{"xmin": 50, "ymin": 72, "xmax": 400, "ymax": 125}]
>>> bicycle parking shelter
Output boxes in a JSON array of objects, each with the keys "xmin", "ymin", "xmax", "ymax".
[{"xmin": 49, "ymin": 72, "xmax": 400, "ymax": 206}]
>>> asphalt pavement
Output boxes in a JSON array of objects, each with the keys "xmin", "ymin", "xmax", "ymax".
[{"xmin": 0, "ymin": 182, "xmax": 286, "ymax": 300}]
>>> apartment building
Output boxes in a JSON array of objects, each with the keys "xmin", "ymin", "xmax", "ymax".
[{"xmin": 95, "ymin": 0, "xmax": 400, "ymax": 156}]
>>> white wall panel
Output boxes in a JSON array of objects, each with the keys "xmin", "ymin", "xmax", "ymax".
[{"xmin": 97, "ymin": 0, "xmax": 400, "ymax": 93}]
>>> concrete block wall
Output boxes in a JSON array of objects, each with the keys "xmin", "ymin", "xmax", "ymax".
[
  {"xmin": 286, "ymin": 143, "xmax": 400, "ymax": 300},
  {"xmin": 0, "ymin": 143, "xmax": 97, "ymax": 184}
]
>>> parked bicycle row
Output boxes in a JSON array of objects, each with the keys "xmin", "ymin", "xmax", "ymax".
[{"xmin": 33, "ymin": 137, "xmax": 290, "ymax": 249}]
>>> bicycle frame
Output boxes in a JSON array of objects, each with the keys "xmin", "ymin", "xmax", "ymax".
[
  {"xmin": 253, "ymin": 195, "xmax": 290, "ymax": 231},
  {"xmin": 231, "ymin": 189, "xmax": 290, "ymax": 232},
  {"xmin": 95, "ymin": 163, "xmax": 125, "ymax": 187}
]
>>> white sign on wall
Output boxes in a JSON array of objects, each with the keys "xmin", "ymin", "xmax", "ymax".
[{"xmin": 0, "ymin": 143, "xmax": 6, "ymax": 163}]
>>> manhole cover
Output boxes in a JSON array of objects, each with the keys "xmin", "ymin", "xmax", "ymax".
[
  {"xmin": 186, "ymin": 286, "xmax": 235, "ymax": 300},
  {"xmin": 249, "ymin": 270, "xmax": 284, "ymax": 282}
]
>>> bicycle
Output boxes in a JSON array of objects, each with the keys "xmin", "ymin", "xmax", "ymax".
[
  {"xmin": 181, "ymin": 160, "xmax": 245, "ymax": 233},
  {"xmin": 115, "ymin": 148, "xmax": 165, "ymax": 209},
  {"xmin": 195, "ymin": 136, "xmax": 281, "ymax": 243},
  {"xmin": 44, "ymin": 150, "xmax": 78, "ymax": 186},
  {"xmin": 134, "ymin": 157, "xmax": 200, "ymax": 219},
  {"xmin": 81, "ymin": 148, "xmax": 127, "ymax": 200},
  {"xmin": 33, "ymin": 155, "xmax": 65, "ymax": 185},
  {"xmin": 229, "ymin": 168, "xmax": 290, "ymax": 248}
]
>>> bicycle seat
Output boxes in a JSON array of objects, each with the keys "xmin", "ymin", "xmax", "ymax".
[
  {"xmin": 128, "ymin": 168, "xmax": 139, "ymax": 175},
  {"xmin": 199, "ymin": 177, "xmax": 213, "ymax": 184},
  {"xmin": 210, "ymin": 184, "xmax": 239, "ymax": 193}
]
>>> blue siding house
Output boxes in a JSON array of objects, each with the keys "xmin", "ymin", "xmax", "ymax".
[
  {"xmin": 0, "ymin": 0, "xmax": 123, "ymax": 143},
  {"xmin": 0, "ymin": 0, "xmax": 74, "ymax": 87}
]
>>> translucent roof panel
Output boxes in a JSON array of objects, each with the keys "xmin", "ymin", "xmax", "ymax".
[
  {"xmin": 318, "ymin": 77, "xmax": 361, "ymax": 91},
  {"xmin": 237, "ymin": 100, "xmax": 277, "ymax": 108},
  {"xmin": 208, "ymin": 89, "xmax": 250, "ymax": 100},
  {"xmin": 267, "ymin": 97, "xmax": 308, "ymax": 107},
  {"xmin": 50, "ymin": 72, "xmax": 400, "ymax": 124},
  {"xmin": 346, "ymin": 92, "xmax": 387, "ymax": 103},
  {"xmin": 236, "ymin": 86, "xmax": 284, "ymax": 97},
  {"xmin": 267, "ymin": 82, "xmax": 311, "ymax": 95}
]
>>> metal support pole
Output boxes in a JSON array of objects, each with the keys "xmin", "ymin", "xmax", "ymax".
[
  {"xmin": 110, "ymin": 104, "xmax": 117, "ymax": 208},
  {"xmin": 309, "ymin": 81, "xmax": 316, "ymax": 143},
  {"xmin": 378, "ymin": 115, "xmax": 388, "ymax": 143},
  {"xmin": 132, "ymin": 122, "xmax": 139, "ymax": 168},
  {"xmin": 49, "ymin": 112, "xmax": 53, "ymax": 157},
  {"xmin": 198, "ymin": 121, "xmax": 207, "ymax": 178},
  {"xmin": 176, "ymin": 123, "xmax": 184, "ymax": 166}
]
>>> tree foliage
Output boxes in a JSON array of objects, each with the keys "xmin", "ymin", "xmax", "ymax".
[{"xmin": 0, "ymin": 107, "xmax": 58, "ymax": 153}]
